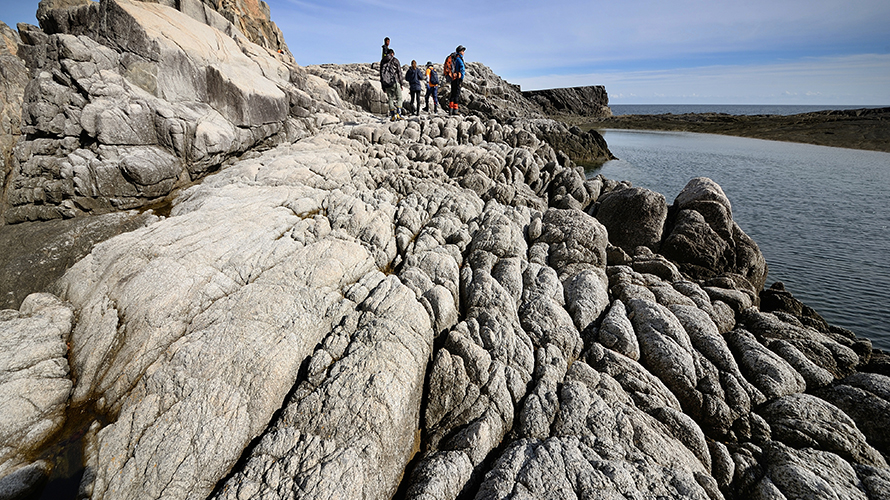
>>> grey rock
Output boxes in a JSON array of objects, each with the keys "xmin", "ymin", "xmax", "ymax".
[
  {"xmin": 4, "ymin": 0, "xmax": 335, "ymax": 222},
  {"xmin": 211, "ymin": 275, "xmax": 433, "ymax": 500},
  {"xmin": 0, "ymin": 293, "xmax": 73, "ymax": 482},
  {"xmin": 561, "ymin": 267, "xmax": 609, "ymax": 334},
  {"xmin": 522, "ymin": 85, "xmax": 611, "ymax": 118},
  {"xmin": 753, "ymin": 442, "xmax": 870, "ymax": 500},
  {"xmin": 595, "ymin": 299, "xmax": 640, "ymax": 360},
  {"xmin": 593, "ymin": 186, "xmax": 667, "ymax": 253},
  {"xmin": 742, "ymin": 308, "xmax": 859, "ymax": 379},
  {"xmin": 536, "ymin": 207, "xmax": 608, "ymax": 277},
  {"xmin": 814, "ymin": 372, "xmax": 890, "ymax": 455},
  {"xmin": 661, "ymin": 177, "xmax": 768, "ymax": 291},
  {"xmin": 760, "ymin": 393, "xmax": 887, "ymax": 468},
  {"xmin": 727, "ymin": 328, "xmax": 806, "ymax": 401},
  {"xmin": 1, "ymin": 22, "xmax": 28, "ymax": 202}
]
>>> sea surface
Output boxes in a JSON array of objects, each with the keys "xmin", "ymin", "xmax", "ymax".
[
  {"xmin": 589, "ymin": 129, "xmax": 890, "ymax": 351},
  {"xmin": 609, "ymin": 104, "xmax": 884, "ymax": 116}
]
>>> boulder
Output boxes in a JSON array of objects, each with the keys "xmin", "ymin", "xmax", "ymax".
[
  {"xmin": 760, "ymin": 393, "xmax": 887, "ymax": 468},
  {"xmin": 661, "ymin": 177, "xmax": 768, "ymax": 291},
  {"xmin": 593, "ymin": 185, "xmax": 667, "ymax": 253}
]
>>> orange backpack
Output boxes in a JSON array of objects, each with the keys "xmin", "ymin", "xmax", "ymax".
[{"xmin": 443, "ymin": 53, "xmax": 456, "ymax": 82}]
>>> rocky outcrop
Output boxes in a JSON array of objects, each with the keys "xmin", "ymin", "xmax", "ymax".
[
  {"xmin": 523, "ymin": 84, "xmax": 612, "ymax": 118},
  {"xmin": 0, "ymin": 211, "xmax": 158, "ymax": 309},
  {"xmin": 0, "ymin": 293, "xmax": 73, "ymax": 494},
  {"xmin": 0, "ymin": 22, "xmax": 28, "ymax": 215},
  {"xmin": 308, "ymin": 62, "xmax": 614, "ymax": 166},
  {"xmin": 0, "ymin": 2, "xmax": 888, "ymax": 500},
  {"xmin": 2, "ymin": 0, "xmax": 335, "ymax": 224}
]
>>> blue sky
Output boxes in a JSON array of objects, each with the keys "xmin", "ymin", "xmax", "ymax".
[{"xmin": 2, "ymin": 0, "xmax": 889, "ymax": 104}]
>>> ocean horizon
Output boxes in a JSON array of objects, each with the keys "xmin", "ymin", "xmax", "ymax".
[{"xmin": 608, "ymin": 104, "xmax": 887, "ymax": 116}]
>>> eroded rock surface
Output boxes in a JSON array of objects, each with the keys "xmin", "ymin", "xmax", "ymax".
[
  {"xmin": 0, "ymin": 2, "xmax": 887, "ymax": 500},
  {"xmin": 0, "ymin": 293, "xmax": 73, "ymax": 496}
]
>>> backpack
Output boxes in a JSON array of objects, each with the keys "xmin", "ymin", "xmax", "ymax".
[
  {"xmin": 443, "ymin": 53, "xmax": 456, "ymax": 82},
  {"xmin": 429, "ymin": 68, "xmax": 439, "ymax": 85},
  {"xmin": 381, "ymin": 58, "xmax": 397, "ymax": 87}
]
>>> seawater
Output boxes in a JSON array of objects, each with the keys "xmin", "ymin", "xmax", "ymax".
[
  {"xmin": 609, "ymin": 104, "xmax": 885, "ymax": 116},
  {"xmin": 589, "ymin": 129, "xmax": 890, "ymax": 351}
]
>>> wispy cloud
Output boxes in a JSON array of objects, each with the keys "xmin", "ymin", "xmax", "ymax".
[{"xmin": 515, "ymin": 54, "xmax": 890, "ymax": 104}]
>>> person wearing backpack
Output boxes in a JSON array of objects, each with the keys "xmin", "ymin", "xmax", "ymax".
[
  {"xmin": 380, "ymin": 48, "xmax": 405, "ymax": 120},
  {"xmin": 447, "ymin": 45, "xmax": 466, "ymax": 115},
  {"xmin": 405, "ymin": 60, "xmax": 423, "ymax": 116},
  {"xmin": 423, "ymin": 61, "xmax": 439, "ymax": 113}
]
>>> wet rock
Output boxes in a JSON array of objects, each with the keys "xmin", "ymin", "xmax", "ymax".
[{"xmin": 0, "ymin": 211, "xmax": 158, "ymax": 310}]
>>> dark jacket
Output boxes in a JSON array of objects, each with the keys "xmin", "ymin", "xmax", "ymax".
[
  {"xmin": 405, "ymin": 67, "xmax": 423, "ymax": 91},
  {"xmin": 380, "ymin": 54, "xmax": 403, "ymax": 88}
]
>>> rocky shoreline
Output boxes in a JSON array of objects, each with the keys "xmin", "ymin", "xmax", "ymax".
[
  {"xmin": 573, "ymin": 107, "xmax": 890, "ymax": 153},
  {"xmin": 1, "ymin": 1, "xmax": 889, "ymax": 500}
]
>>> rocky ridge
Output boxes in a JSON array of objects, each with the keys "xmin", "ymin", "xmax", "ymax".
[
  {"xmin": 0, "ymin": 1, "xmax": 888, "ymax": 500},
  {"xmin": 523, "ymin": 85, "xmax": 612, "ymax": 119}
]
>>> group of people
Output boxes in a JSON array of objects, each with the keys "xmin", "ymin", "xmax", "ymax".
[{"xmin": 379, "ymin": 37, "xmax": 466, "ymax": 121}]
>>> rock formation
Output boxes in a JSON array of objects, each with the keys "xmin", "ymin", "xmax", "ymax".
[
  {"xmin": 0, "ymin": 22, "xmax": 28, "ymax": 211},
  {"xmin": 0, "ymin": 1, "xmax": 888, "ymax": 500},
  {"xmin": 523, "ymin": 85, "xmax": 612, "ymax": 118}
]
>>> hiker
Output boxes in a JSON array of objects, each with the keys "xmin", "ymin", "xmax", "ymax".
[
  {"xmin": 423, "ymin": 61, "xmax": 439, "ymax": 113},
  {"xmin": 405, "ymin": 60, "xmax": 423, "ymax": 116},
  {"xmin": 447, "ymin": 45, "xmax": 466, "ymax": 115},
  {"xmin": 380, "ymin": 48, "xmax": 405, "ymax": 120},
  {"xmin": 381, "ymin": 37, "xmax": 390, "ymax": 59}
]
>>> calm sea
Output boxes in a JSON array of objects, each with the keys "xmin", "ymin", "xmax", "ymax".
[
  {"xmin": 609, "ymin": 104, "xmax": 885, "ymax": 116},
  {"xmin": 589, "ymin": 129, "xmax": 890, "ymax": 351}
]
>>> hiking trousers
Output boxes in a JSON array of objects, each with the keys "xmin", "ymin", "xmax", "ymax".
[
  {"xmin": 385, "ymin": 83, "xmax": 403, "ymax": 113},
  {"xmin": 425, "ymin": 86, "xmax": 439, "ymax": 111},
  {"xmin": 410, "ymin": 90, "xmax": 421, "ymax": 114},
  {"xmin": 449, "ymin": 78, "xmax": 462, "ymax": 111}
]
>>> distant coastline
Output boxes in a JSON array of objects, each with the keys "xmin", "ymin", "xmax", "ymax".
[
  {"xmin": 571, "ymin": 106, "xmax": 890, "ymax": 153},
  {"xmin": 608, "ymin": 104, "xmax": 888, "ymax": 116}
]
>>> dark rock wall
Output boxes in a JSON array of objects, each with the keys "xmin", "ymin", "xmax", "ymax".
[{"xmin": 524, "ymin": 85, "xmax": 612, "ymax": 118}]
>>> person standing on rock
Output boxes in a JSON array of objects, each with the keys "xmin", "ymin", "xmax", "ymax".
[
  {"xmin": 381, "ymin": 37, "xmax": 390, "ymax": 59},
  {"xmin": 406, "ymin": 60, "xmax": 423, "ymax": 116},
  {"xmin": 448, "ymin": 45, "xmax": 466, "ymax": 115},
  {"xmin": 423, "ymin": 61, "xmax": 439, "ymax": 113},
  {"xmin": 380, "ymin": 48, "xmax": 405, "ymax": 120}
]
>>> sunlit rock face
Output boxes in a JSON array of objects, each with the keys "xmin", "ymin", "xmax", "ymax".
[{"xmin": 0, "ymin": 2, "xmax": 887, "ymax": 500}]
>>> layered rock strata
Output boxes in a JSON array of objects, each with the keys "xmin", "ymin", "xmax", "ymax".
[
  {"xmin": 3, "ymin": 0, "xmax": 322, "ymax": 224},
  {"xmin": 0, "ymin": 2, "xmax": 888, "ymax": 500}
]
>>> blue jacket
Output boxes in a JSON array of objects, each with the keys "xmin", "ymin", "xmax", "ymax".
[{"xmin": 405, "ymin": 67, "xmax": 423, "ymax": 91}]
